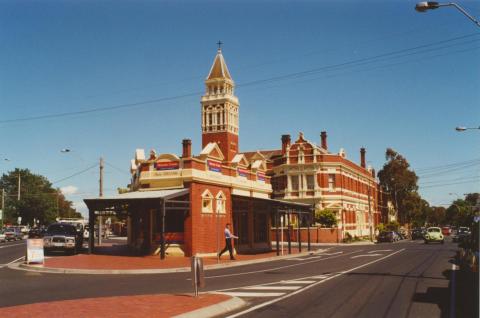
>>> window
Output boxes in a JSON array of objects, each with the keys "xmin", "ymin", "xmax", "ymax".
[
  {"xmin": 201, "ymin": 190, "xmax": 213, "ymax": 213},
  {"xmin": 291, "ymin": 175, "xmax": 299, "ymax": 191},
  {"xmin": 306, "ymin": 175, "xmax": 315, "ymax": 190},
  {"xmin": 216, "ymin": 191, "xmax": 226, "ymax": 214},
  {"xmin": 328, "ymin": 174, "xmax": 335, "ymax": 191}
]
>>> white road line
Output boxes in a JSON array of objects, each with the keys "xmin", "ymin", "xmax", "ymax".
[
  {"xmin": 221, "ymin": 292, "xmax": 286, "ymax": 297},
  {"xmin": 310, "ymin": 275, "xmax": 330, "ymax": 279},
  {"xmin": 351, "ymin": 254, "xmax": 382, "ymax": 259},
  {"xmin": 206, "ymin": 250, "xmax": 362, "ymax": 279},
  {"xmin": 0, "ymin": 242, "xmax": 26, "ymax": 249},
  {"xmin": 226, "ymin": 248, "xmax": 405, "ymax": 318},
  {"xmin": 0, "ymin": 256, "xmax": 25, "ymax": 268},
  {"xmin": 368, "ymin": 249, "xmax": 392, "ymax": 253},
  {"xmin": 286, "ymin": 258, "xmax": 307, "ymax": 261},
  {"xmin": 315, "ymin": 252, "xmax": 343, "ymax": 256},
  {"xmin": 281, "ymin": 280, "xmax": 316, "ymax": 284},
  {"xmin": 242, "ymin": 286, "xmax": 302, "ymax": 290}
]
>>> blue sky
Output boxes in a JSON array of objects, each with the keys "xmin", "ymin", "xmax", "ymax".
[{"xmin": 1, "ymin": 0, "xmax": 479, "ymax": 217}]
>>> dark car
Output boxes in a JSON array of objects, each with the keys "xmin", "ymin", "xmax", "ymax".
[
  {"xmin": 28, "ymin": 228, "xmax": 46, "ymax": 239},
  {"xmin": 377, "ymin": 231, "xmax": 399, "ymax": 243},
  {"xmin": 411, "ymin": 228, "xmax": 425, "ymax": 240},
  {"xmin": 43, "ymin": 223, "xmax": 83, "ymax": 254},
  {"xmin": 453, "ymin": 227, "xmax": 471, "ymax": 243}
]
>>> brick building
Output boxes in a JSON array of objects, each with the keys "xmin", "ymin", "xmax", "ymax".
[{"xmin": 85, "ymin": 47, "xmax": 381, "ymax": 257}]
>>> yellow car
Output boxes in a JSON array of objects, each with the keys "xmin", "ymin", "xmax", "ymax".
[{"xmin": 424, "ymin": 227, "xmax": 444, "ymax": 244}]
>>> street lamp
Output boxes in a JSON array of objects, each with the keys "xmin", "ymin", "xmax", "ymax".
[
  {"xmin": 455, "ymin": 126, "xmax": 480, "ymax": 132},
  {"xmin": 415, "ymin": 2, "xmax": 480, "ymax": 27}
]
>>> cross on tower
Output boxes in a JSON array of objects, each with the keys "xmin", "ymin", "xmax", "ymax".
[{"xmin": 217, "ymin": 40, "xmax": 223, "ymax": 50}]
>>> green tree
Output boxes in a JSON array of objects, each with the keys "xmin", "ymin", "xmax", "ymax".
[
  {"xmin": 378, "ymin": 148, "xmax": 419, "ymax": 225},
  {"xmin": 0, "ymin": 168, "xmax": 81, "ymax": 226},
  {"xmin": 445, "ymin": 193, "xmax": 478, "ymax": 227},
  {"xmin": 426, "ymin": 206, "xmax": 446, "ymax": 226},
  {"xmin": 314, "ymin": 209, "xmax": 337, "ymax": 228}
]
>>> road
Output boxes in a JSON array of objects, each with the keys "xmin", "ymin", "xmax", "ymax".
[{"xmin": 0, "ymin": 238, "xmax": 476, "ymax": 317}]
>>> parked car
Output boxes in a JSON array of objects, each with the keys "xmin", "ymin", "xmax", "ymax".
[
  {"xmin": 424, "ymin": 227, "xmax": 444, "ymax": 244},
  {"xmin": 377, "ymin": 231, "xmax": 399, "ymax": 243},
  {"xmin": 0, "ymin": 230, "xmax": 6, "ymax": 243},
  {"xmin": 452, "ymin": 227, "xmax": 471, "ymax": 243},
  {"xmin": 441, "ymin": 226, "xmax": 452, "ymax": 236},
  {"xmin": 43, "ymin": 223, "xmax": 83, "ymax": 255},
  {"xmin": 28, "ymin": 228, "xmax": 46, "ymax": 239},
  {"xmin": 411, "ymin": 228, "xmax": 425, "ymax": 240},
  {"xmin": 4, "ymin": 227, "xmax": 23, "ymax": 241}
]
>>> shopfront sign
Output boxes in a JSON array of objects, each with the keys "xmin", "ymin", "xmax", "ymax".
[
  {"xmin": 257, "ymin": 172, "xmax": 265, "ymax": 181},
  {"xmin": 155, "ymin": 161, "xmax": 179, "ymax": 171},
  {"xmin": 237, "ymin": 168, "xmax": 249, "ymax": 177},
  {"xmin": 207, "ymin": 160, "xmax": 222, "ymax": 172}
]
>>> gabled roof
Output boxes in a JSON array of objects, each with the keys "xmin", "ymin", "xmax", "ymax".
[
  {"xmin": 241, "ymin": 149, "xmax": 282, "ymax": 161},
  {"xmin": 232, "ymin": 154, "xmax": 249, "ymax": 167},
  {"xmin": 206, "ymin": 49, "xmax": 232, "ymax": 80},
  {"xmin": 199, "ymin": 142, "xmax": 225, "ymax": 161}
]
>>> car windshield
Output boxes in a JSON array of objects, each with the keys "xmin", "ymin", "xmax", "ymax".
[
  {"xmin": 428, "ymin": 228, "xmax": 440, "ymax": 233},
  {"xmin": 47, "ymin": 224, "xmax": 77, "ymax": 235}
]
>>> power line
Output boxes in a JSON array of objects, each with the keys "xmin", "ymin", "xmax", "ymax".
[
  {"xmin": 51, "ymin": 163, "xmax": 99, "ymax": 185},
  {"xmin": 416, "ymin": 158, "xmax": 480, "ymax": 173},
  {"xmin": 421, "ymin": 179, "xmax": 480, "ymax": 189},
  {"xmin": 1, "ymin": 32, "xmax": 479, "ymax": 125},
  {"xmin": 104, "ymin": 161, "xmax": 131, "ymax": 176}
]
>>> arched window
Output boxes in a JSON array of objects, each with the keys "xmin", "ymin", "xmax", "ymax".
[
  {"xmin": 201, "ymin": 189, "xmax": 213, "ymax": 213},
  {"xmin": 216, "ymin": 191, "xmax": 226, "ymax": 214}
]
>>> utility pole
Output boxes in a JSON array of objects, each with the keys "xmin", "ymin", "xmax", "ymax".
[
  {"xmin": 98, "ymin": 157, "xmax": 104, "ymax": 245},
  {"xmin": 17, "ymin": 173, "xmax": 21, "ymax": 201}
]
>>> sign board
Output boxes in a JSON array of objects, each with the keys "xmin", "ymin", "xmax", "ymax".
[
  {"xmin": 237, "ymin": 168, "xmax": 249, "ymax": 177},
  {"xmin": 155, "ymin": 161, "xmax": 179, "ymax": 171},
  {"xmin": 17, "ymin": 216, "xmax": 22, "ymax": 225},
  {"xmin": 257, "ymin": 172, "xmax": 266, "ymax": 181},
  {"xmin": 207, "ymin": 160, "xmax": 222, "ymax": 172},
  {"xmin": 26, "ymin": 239, "xmax": 45, "ymax": 264}
]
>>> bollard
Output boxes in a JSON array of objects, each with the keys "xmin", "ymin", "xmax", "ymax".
[{"xmin": 191, "ymin": 256, "xmax": 205, "ymax": 297}]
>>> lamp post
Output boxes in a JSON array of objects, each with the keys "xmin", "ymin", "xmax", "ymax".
[
  {"xmin": 455, "ymin": 126, "xmax": 480, "ymax": 132},
  {"xmin": 415, "ymin": 2, "xmax": 480, "ymax": 27}
]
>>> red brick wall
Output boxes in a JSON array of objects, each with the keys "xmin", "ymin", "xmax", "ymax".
[
  {"xmin": 202, "ymin": 131, "xmax": 238, "ymax": 162},
  {"xmin": 186, "ymin": 182, "xmax": 232, "ymax": 256},
  {"xmin": 270, "ymin": 227, "xmax": 340, "ymax": 243}
]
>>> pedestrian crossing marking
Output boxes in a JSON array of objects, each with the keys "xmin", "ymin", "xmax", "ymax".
[
  {"xmin": 242, "ymin": 286, "xmax": 302, "ymax": 290},
  {"xmin": 281, "ymin": 280, "xmax": 316, "ymax": 284},
  {"xmin": 221, "ymin": 292, "xmax": 286, "ymax": 297}
]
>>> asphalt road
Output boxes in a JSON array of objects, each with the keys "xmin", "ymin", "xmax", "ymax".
[
  {"xmin": 0, "ymin": 239, "xmax": 26, "ymax": 268},
  {"xmin": 0, "ymin": 238, "xmax": 476, "ymax": 318}
]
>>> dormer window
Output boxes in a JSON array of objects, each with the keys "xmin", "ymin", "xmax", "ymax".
[{"xmin": 216, "ymin": 191, "xmax": 226, "ymax": 214}]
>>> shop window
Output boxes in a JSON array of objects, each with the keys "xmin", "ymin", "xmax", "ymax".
[
  {"xmin": 328, "ymin": 174, "xmax": 335, "ymax": 192},
  {"xmin": 216, "ymin": 191, "xmax": 226, "ymax": 214},
  {"xmin": 201, "ymin": 189, "xmax": 213, "ymax": 213},
  {"xmin": 306, "ymin": 175, "xmax": 315, "ymax": 190},
  {"xmin": 291, "ymin": 175, "xmax": 299, "ymax": 191}
]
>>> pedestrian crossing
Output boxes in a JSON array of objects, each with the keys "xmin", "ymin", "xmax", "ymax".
[{"xmin": 216, "ymin": 275, "xmax": 333, "ymax": 299}]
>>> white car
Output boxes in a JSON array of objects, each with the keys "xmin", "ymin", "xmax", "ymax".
[{"xmin": 0, "ymin": 230, "xmax": 6, "ymax": 243}]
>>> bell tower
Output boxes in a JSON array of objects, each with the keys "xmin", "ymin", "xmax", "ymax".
[{"xmin": 201, "ymin": 45, "xmax": 239, "ymax": 162}]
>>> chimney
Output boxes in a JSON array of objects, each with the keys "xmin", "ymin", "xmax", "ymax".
[
  {"xmin": 371, "ymin": 168, "xmax": 376, "ymax": 178},
  {"xmin": 182, "ymin": 139, "xmax": 192, "ymax": 158},
  {"xmin": 320, "ymin": 131, "xmax": 328, "ymax": 150},
  {"xmin": 281, "ymin": 134, "xmax": 291, "ymax": 155},
  {"xmin": 360, "ymin": 147, "xmax": 366, "ymax": 168}
]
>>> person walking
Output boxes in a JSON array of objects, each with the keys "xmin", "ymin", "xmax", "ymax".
[{"xmin": 218, "ymin": 223, "xmax": 238, "ymax": 260}]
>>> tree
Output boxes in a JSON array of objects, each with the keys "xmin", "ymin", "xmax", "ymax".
[
  {"xmin": 445, "ymin": 193, "xmax": 478, "ymax": 227},
  {"xmin": 378, "ymin": 148, "xmax": 419, "ymax": 225},
  {"xmin": 315, "ymin": 209, "xmax": 337, "ymax": 228},
  {"xmin": 0, "ymin": 168, "xmax": 81, "ymax": 226},
  {"xmin": 426, "ymin": 206, "xmax": 446, "ymax": 226}
]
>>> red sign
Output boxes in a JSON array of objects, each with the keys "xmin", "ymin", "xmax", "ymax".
[
  {"xmin": 207, "ymin": 160, "xmax": 222, "ymax": 172},
  {"xmin": 237, "ymin": 168, "xmax": 249, "ymax": 177},
  {"xmin": 257, "ymin": 172, "xmax": 265, "ymax": 181},
  {"xmin": 155, "ymin": 161, "xmax": 179, "ymax": 171}
]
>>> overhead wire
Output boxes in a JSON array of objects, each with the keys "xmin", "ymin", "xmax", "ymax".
[
  {"xmin": 1, "ymin": 32, "xmax": 479, "ymax": 125},
  {"xmin": 51, "ymin": 163, "xmax": 99, "ymax": 185}
]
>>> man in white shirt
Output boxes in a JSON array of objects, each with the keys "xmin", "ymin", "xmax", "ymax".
[{"xmin": 218, "ymin": 223, "xmax": 238, "ymax": 260}]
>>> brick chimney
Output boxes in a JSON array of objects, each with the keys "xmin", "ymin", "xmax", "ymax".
[
  {"xmin": 281, "ymin": 134, "xmax": 291, "ymax": 155},
  {"xmin": 360, "ymin": 147, "xmax": 366, "ymax": 168},
  {"xmin": 320, "ymin": 131, "xmax": 328, "ymax": 150},
  {"xmin": 182, "ymin": 139, "xmax": 192, "ymax": 158},
  {"xmin": 371, "ymin": 168, "xmax": 376, "ymax": 178}
]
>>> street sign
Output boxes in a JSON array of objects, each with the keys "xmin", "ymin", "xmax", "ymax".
[
  {"xmin": 26, "ymin": 239, "xmax": 45, "ymax": 264},
  {"xmin": 17, "ymin": 216, "xmax": 22, "ymax": 225}
]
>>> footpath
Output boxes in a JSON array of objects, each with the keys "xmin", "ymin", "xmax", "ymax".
[{"xmin": 3, "ymin": 241, "xmax": 374, "ymax": 317}]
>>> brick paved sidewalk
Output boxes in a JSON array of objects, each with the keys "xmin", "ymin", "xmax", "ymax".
[
  {"xmin": 39, "ymin": 244, "xmax": 306, "ymax": 270},
  {"xmin": 0, "ymin": 293, "xmax": 231, "ymax": 318}
]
